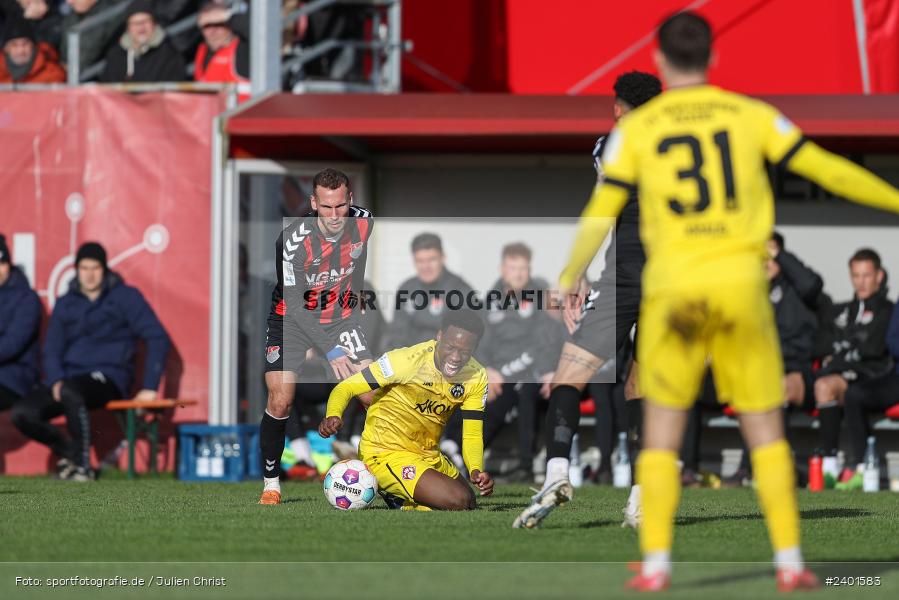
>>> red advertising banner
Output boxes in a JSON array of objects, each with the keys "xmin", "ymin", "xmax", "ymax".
[
  {"xmin": 0, "ymin": 89, "xmax": 224, "ymax": 474},
  {"xmin": 404, "ymin": 0, "xmax": 899, "ymax": 94}
]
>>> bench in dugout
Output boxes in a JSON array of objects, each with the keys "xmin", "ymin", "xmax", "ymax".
[{"xmin": 105, "ymin": 399, "xmax": 198, "ymax": 478}]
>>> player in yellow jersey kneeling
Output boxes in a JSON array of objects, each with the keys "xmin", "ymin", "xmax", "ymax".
[{"xmin": 319, "ymin": 310, "xmax": 493, "ymax": 510}]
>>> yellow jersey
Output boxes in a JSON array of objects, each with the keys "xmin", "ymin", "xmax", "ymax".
[
  {"xmin": 560, "ymin": 84, "xmax": 899, "ymax": 294},
  {"xmin": 604, "ymin": 85, "xmax": 801, "ymax": 292},
  {"xmin": 326, "ymin": 340, "xmax": 488, "ymax": 471}
]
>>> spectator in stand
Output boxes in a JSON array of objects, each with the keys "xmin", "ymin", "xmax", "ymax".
[
  {"xmin": 815, "ymin": 248, "xmax": 894, "ymax": 486},
  {"xmin": 0, "ymin": 234, "xmax": 41, "ymax": 414},
  {"xmin": 193, "ymin": 0, "xmax": 249, "ymax": 100},
  {"xmin": 384, "ymin": 233, "xmax": 474, "ymax": 349},
  {"xmin": 11, "ymin": 242, "xmax": 170, "ymax": 481},
  {"xmin": 837, "ymin": 294, "xmax": 899, "ymax": 490},
  {"xmin": 0, "ymin": 14, "xmax": 64, "ymax": 82},
  {"xmin": 0, "ymin": 0, "xmax": 63, "ymax": 49},
  {"xmin": 101, "ymin": 0, "xmax": 185, "ymax": 82},
  {"xmin": 60, "ymin": 0, "xmax": 125, "ymax": 76},
  {"xmin": 443, "ymin": 243, "xmax": 564, "ymax": 482}
]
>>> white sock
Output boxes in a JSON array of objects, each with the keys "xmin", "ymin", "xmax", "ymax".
[
  {"xmin": 263, "ymin": 476, "xmax": 281, "ymax": 492},
  {"xmin": 289, "ymin": 437, "xmax": 312, "ymax": 465},
  {"xmin": 774, "ymin": 546, "xmax": 804, "ymax": 572},
  {"xmin": 627, "ymin": 484, "xmax": 641, "ymax": 506},
  {"xmin": 350, "ymin": 435, "xmax": 361, "ymax": 451},
  {"xmin": 544, "ymin": 457, "xmax": 570, "ymax": 488},
  {"xmin": 642, "ymin": 551, "xmax": 671, "ymax": 577}
]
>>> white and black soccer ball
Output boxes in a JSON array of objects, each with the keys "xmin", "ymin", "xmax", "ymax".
[{"xmin": 323, "ymin": 459, "xmax": 378, "ymax": 510}]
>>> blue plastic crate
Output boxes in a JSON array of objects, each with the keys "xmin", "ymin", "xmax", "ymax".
[{"xmin": 177, "ymin": 424, "xmax": 260, "ymax": 482}]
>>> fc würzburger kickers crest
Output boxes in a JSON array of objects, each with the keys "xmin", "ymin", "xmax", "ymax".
[
  {"xmin": 450, "ymin": 384, "xmax": 465, "ymax": 399},
  {"xmin": 266, "ymin": 346, "xmax": 281, "ymax": 364}
]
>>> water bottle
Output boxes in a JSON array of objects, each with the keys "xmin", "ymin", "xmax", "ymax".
[
  {"xmin": 568, "ymin": 433, "xmax": 583, "ymax": 488},
  {"xmin": 808, "ymin": 450, "xmax": 824, "ymax": 492},
  {"xmin": 863, "ymin": 436, "xmax": 880, "ymax": 493},
  {"xmin": 613, "ymin": 432, "xmax": 632, "ymax": 488},
  {"xmin": 196, "ymin": 437, "xmax": 211, "ymax": 478},
  {"xmin": 210, "ymin": 437, "xmax": 225, "ymax": 478}
]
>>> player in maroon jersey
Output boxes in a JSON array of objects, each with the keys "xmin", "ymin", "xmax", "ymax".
[{"xmin": 259, "ymin": 168, "xmax": 374, "ymax": 505}]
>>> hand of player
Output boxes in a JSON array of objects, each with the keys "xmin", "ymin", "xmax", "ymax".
[
  {"xmin": 562, "ymin": 291, "xmax": 584, "ymax": 334},
  {"xmin": 539, "ymin": 372, "xmax": 554, "ymax": 399},
  {"xmin": 469, "ymin": 470, "xmax": 494, "ymax": 496},
  {"xmin": 485, "ymin": 368, "xmax": 504, "ymax": 402},
  {"xmin": 51, "ymin": 381, "xmax": 63, "ymax": 402},
  {"xmin": 318, "ymin": 416, "xmax": 343, "ymax": 438},
  {"xmin": 328, "ymin": 348, "xmax": 356, "ymax": 380}
]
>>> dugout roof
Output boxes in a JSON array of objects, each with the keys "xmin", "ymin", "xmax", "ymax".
[{"xmin": 224, "ymin": 93, "xmax": 899, "ymax": 159}]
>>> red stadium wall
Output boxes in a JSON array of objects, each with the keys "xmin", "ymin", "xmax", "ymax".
[
  {"xmin": 0, "ymin": 89, "xmax": 224, "ymax": 474},
  {"xmin": 403, "ymin": 0, "xmax": 899, "ymax": 94}
]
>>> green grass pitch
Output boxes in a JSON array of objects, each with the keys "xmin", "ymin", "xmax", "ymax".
[{"xmin": 1, "ymin": 477, "xmax": 897, "ymax": 599}]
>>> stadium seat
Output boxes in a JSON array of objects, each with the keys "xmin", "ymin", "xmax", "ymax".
[{"xmin": 106, "ymin": 399, "xmax": 198, "ymax": 479}]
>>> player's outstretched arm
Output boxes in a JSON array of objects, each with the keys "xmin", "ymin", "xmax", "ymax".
[
  {"xmin": 559, "ymin": 183, "xmax": 630, "ymax": 293},
  {"xmin": 320, "ymin": 370, "xmax": 376, "ymax": 437},
  {"xmin": 786, "ymin": 141, "xmax": 899, "ymax": 214}
]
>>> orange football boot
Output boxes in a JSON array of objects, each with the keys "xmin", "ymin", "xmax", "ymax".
[{"xmin": 258, "ymin": 489, "xmax": 282, "ymax": 505}]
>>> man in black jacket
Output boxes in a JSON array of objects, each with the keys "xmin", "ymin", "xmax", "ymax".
[
  {"xmin": 0, "ymin": 234, "xmax": 41, "ymax": 413},
  {"xmin": 384, "ymin": 233, "xmax": 474, "ymax": 349},
  {"xmin": 815, "ymin": 248, "xmax": 894, "ymax": 485},
  {"xmin": 101, "ymin": 0, "xmax": 184, "ymax": 82},
  {"xmin": 768, "ymin": 232, "xmax": 823, "ymax": 409}
]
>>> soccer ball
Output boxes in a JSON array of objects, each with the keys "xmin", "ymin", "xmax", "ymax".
[{"xmin": 323, "ymin": 459, "xmax": 378, "ymax": 510}]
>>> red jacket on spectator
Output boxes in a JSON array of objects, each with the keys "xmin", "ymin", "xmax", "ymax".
[
  {"xmin": 0, "ymin": 41, "xmax": 65, "ymax": 84},
  {"xmin": 193, "ymin": 37, "xmax": 250, "ymax": 101}
]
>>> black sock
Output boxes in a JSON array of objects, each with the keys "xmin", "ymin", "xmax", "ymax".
[
  {"xmin": 260, "ymin": 411, "xmax": 288, "ymax": 479},
  {"xmin": 818, "ymin": 405, "xmax": 842, "ymax": 455},
  {"xmin": 625, "ymin": 398, "xmax": 643, "ymax": 481},
  {"xmin": 545, "ymin": 385, "xmax": 581, "ymax": 460}
]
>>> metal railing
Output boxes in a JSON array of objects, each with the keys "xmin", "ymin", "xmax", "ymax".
[
  {"xmin": 282, "ymin": 0, "xmax": 407, "ymax": 93},
  {"xmin": 64, "ymin": 0, "xmax": 406, "ymax": 93}
]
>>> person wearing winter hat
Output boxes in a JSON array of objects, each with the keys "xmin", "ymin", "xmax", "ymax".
[
  {"xmin": 100, "ymin": 0, "xmax": 185, "ymax": 83},
  {"xmin": 0, "ymin": 13, "xmax": 65, "ymax": 83},
  {"xmin": 0, "ymin": 233, "xmax": 42, "ymax": 414},
  {"xmin": 11, "ymin": 241, "xmax": 171, "ymax": 481}
]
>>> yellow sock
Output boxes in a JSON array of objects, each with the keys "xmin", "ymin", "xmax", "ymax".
[
  {"xmin": 751, "ymin": 439, "xmax": 800, "ymax": 552},
  {"xmin": 636, "ymin": 449, "xmax": 680, "ymax": 555}
]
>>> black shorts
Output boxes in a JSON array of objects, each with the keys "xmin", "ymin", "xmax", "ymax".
[
  {"xmin": 570, "ymin": 272, "xmax": 642, "ymax": 361},
  {"xmin": 264, "ymin": 312, "xmax": 373, "ymax": 377}
]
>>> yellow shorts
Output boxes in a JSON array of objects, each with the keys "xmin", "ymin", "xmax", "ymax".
[
  {"xmin": 359, "ymin": 448, "xmax": 459, "ymax": 503},
  {"xmin": 637, "ymin": 277, "xmax": 784, "ymax": 414}
]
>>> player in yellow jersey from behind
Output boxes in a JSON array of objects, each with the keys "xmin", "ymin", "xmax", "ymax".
[
  {"xmin": 319, "ymin": 310, "xmax": 493, "ymax": 510},
  {"xmin": 557, "ymin": 11, "xmax": 899, "ymax": 593}
]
